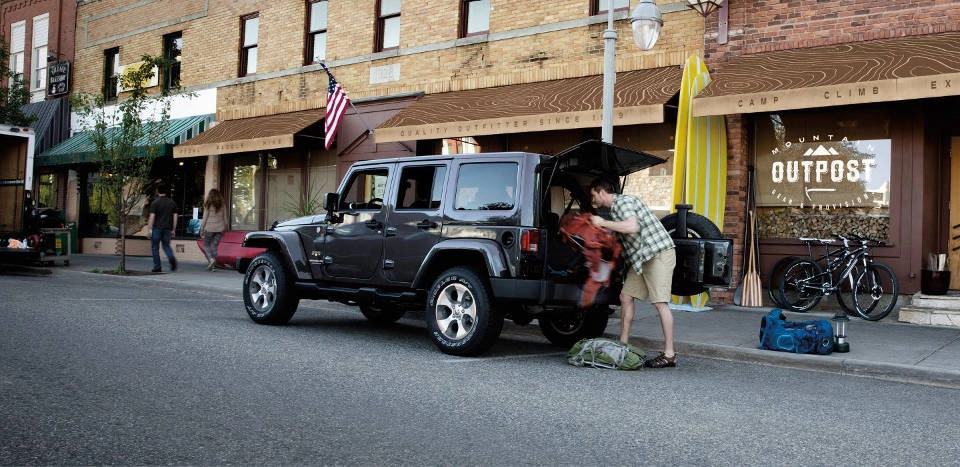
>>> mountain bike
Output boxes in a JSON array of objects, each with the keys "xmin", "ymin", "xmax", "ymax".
[{"xmin": 777, "ymin": 234, "xmax": 899, "ymax": 320}]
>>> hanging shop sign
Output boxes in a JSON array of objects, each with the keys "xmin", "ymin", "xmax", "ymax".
[{"xmin": 47, "ymin": 60, "xmax": 71, "ymax": 97}]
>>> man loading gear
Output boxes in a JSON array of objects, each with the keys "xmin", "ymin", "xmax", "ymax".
[{"xmin": 588, "ymin": 177, "xmax": 677, "ymax": 368}]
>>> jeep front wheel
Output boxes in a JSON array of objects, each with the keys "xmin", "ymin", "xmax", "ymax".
[
  {"xmin": 539, "ymin": 308, "xmax": 610, "ymax": 347},
  {"xmin": 243, "ymin": 252, "xmax": 300, "ymax": 325},
  {"xmin": 426, "ymin": 267, "xmax": 504, "ymax": 356}
]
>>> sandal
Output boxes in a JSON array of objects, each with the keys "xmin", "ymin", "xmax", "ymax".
[{"xmin": 645, "ymin": 353, "xmax": 677, "ymax": 368}]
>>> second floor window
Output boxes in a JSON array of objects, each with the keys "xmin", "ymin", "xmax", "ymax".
[
  {"xmin": 593, "ymin": 0, "xmax": 630, "ymax": 15},
  {"xmin": 103, "ymin": 47, "xmax": 119, "ymax": 100},
  {"xmin": 306, "ymin": 0, "xmax": 327, "ymax": 64},
  {"xmin": 460, "ymin": 0, "xmax": 490, "ymax": 37},
  {"xmin": 376, "ymin": 0, "xmax": 400, "ymax": 52},
  {"xmin": 32, "ymin": 14, "xmax": 49, "ymax": 92},
  {"xmin": 240, "ymin": 13, "xmax": 259, "ymax": 76},
  {"xmin": 8, "ymin": 21, "xmax": 25, "ymax": 86},
  {"xmin": 163, "ymin": 32, "xmax": 182, "ymax": 90}
]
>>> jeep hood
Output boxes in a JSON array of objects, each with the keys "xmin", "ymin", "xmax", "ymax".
[{"xmin": 548, "ymin": 140, "xmax": 667, "ymax": 177}]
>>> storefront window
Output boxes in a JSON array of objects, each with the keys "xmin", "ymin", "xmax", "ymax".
[
  {"xmin": 754, "ymin": 108, "xmax": 892, "ymax": 240},
  {"xmin": 231, "ymin": 155, "xmax": 262, "ymax": 230},
  {"xmin": 37, "ymin": 173, "xmax": 57, "ymax": 208},
  {"xmin": 86, "ymin": 172, "xmax": 119, "ymax": 236},
  {"xmin": 309, "ymin": 150, "xmax": 338, "ymax": 211},
  {"xmin": 265, "ymin": 153, "xmax": 305, "ymax": 224}
]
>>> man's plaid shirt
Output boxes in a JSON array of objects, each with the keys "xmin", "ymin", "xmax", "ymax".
[{"xmin": 610, "ymin": 194, "xmax": 674, "ymax": 274}]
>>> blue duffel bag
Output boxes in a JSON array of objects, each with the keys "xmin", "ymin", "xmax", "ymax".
[{"xmin": 759, "ymin": 309, "xmax": 834, "ymax": 355}]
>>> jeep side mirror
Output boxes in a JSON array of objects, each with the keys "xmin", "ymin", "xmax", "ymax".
[{"xmin": 324, "ymin": 192, "xmax": 340, "ymax": 212}]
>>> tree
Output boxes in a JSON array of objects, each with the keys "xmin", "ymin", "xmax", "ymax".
[
  {"xmin": 71, "ymin": 55, "xmax": 173, "ymax": 273},
  {"xmin": 0, "ymin": 37, "xmax": 33, "ymax": 126}
]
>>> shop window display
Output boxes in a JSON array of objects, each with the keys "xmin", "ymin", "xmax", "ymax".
[{"xmin": 754, "ymin": 108, "xmax": 891, "ymax": 240}]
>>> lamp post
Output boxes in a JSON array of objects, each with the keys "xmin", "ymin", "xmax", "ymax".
[{"xmin": 601, "ymin": 0, "xmax": 663, "ymax": 144}]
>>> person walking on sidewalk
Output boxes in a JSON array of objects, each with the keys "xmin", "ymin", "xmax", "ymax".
[
  {"xmin": 147, "ymin": 184, "xmax": 178, "ymax": 273},
  {"xmin": 200, "ymin": 188, "xmax": 227, "ymax": 271},
  {"xmin": 589, "ymin": 177, "xmax": 678, "ymax": 368}
]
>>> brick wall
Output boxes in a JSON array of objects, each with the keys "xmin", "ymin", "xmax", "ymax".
[
  {"xmin": 698, "ymin": 0, "xmax": 960, "ymax": 303},
  {"xmin": 73, "ymin": 1, "xmax": 707, "ymax": 119}
]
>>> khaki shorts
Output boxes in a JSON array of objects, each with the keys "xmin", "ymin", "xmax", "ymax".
[{"xmin": 622, "ymin": 248, "xmax": 676, "ymax": 303}]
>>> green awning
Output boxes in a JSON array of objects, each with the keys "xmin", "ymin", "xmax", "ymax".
[{"xmin": 36, "ymin": 114, "xmax": 214, "ymax": 167}]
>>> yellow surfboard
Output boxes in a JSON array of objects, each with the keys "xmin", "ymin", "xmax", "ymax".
[{"xmin": 670, "ymin": 54, "xmax": 728, "ymax": 311}]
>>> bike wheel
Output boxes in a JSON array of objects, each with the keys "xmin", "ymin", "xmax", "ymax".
[
  {"xmin": 767, "ymin": 256, "xmax": 799, "ymax": 308},
  {"xmin": 852, "ymin": 263, "xmax": 899, "ymax": 321},
  {"xmin": 778, "ymin": 259, "xmax": 823, "ymax": 312},
  {"xmin": 834, "ymin": 261, "xmax": 867, "ymax": 316}
]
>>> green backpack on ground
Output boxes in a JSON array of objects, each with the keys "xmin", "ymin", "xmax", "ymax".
[{"xmin": 567, "ymin": 337, "xmax": 647, "ymax": 370}]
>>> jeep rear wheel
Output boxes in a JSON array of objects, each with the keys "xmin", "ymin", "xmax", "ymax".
[
  {"xmin": 359, "ymin": 304, "xmax": 407, "ymax": 325},
  {"xmin": 426, "ymin": 267, "xmax": 504, "ymax": 356},
  {"xmin": 539, "ymin": 308, "xmax": 610, "ymax": 347},
  {"xmin": 243, "ymin": 252, "xmax": 299, "ymax": 325}
]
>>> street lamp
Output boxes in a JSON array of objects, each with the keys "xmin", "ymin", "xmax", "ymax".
[{"xmin": 601, "ymin": 0, "xmax": 663, "ymax": 143}]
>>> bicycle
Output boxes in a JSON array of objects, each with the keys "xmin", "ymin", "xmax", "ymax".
[{"xmin": 777, "ymin": 233, "xmax": 899, "ymax": 320}]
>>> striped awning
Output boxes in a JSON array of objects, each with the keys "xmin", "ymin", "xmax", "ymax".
[
  {"xmin": 692, "ymin": 32, "xmax": 960, "ymax": 116},
  {"xmin": 375, "ymin": 67, "xmax": 682, "ymax": 143},
  {"xmin": 36, "ymin": 114, "xmax": 215, "ymax": 167},
  {"xmin": 173, "ymin": 108, "xmax": 325, "ymax": 158}
]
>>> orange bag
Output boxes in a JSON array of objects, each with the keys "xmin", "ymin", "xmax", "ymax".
[{"xmin": 559, "ymin": 213, "xmax": 622, "ymax": 308}]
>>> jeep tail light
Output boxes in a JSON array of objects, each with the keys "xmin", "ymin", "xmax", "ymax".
[{"xmin": 521, "ymin": 229, "xmax": 540, "ymax": 253}]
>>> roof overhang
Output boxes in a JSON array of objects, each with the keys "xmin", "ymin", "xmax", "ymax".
[
  {"xmin": 375, "ymin": 67, "xmax": 682, "ymax": 143},
  {"xmin": 692, "ymin": 32, "xmax": 960, "ymax": 117},
  {"xmin": 173, "ymin": 108, "xmax": 325, "ymax": 158}
]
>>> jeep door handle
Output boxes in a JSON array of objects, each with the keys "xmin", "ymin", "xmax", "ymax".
[
  {"xmin": 365, "ymin": 219, "xmax": 382, "ymax": 230},
  {"xmin": 416, "ymin": 219, "xmax": 438, "ymax": 229},
  {"xmin": 385, "ymin": 227, "xmax": 397, "ymax": 237}
]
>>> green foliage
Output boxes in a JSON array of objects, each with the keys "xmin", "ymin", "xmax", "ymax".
[
  {"xmin": 281, "ymin": 188, "xmax": 325, "ymax": 218},
  {"xmin": 70, "ymin": 54, "xmax": 177, "ymax": 272},
  {"xmin": 0, "ymin": 37, "xmax": 34, "ymax": 126}
]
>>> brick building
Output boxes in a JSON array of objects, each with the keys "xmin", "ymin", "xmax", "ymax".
[
  {"xmin": 2, "ymin": 0, "xmax": 76, "ymax": 214},
  {"xmin": 694, "ymin": 0, "xmax": 960, "ymax": 295}
]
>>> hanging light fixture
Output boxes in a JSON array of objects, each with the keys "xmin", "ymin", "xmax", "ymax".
[
  {"xmin": 686, "ymin": 0, "xmax": 724, "ymax": 17},
  {"xmin": 630, "ymin": 0, "xmax": 664, "ymax": 51}
]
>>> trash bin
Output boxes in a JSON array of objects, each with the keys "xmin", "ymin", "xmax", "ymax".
[
  {"xmin": 67, "ymin": 221, "xmax": 78, "ymax": 253},
  {"xmin": 921, "ymin": 269, "xmax": 950, "ymax": 295}
]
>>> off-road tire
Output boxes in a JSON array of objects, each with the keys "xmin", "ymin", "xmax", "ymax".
[
  {"xmin": 243, "ymin": 252, "xmax": 300, "ymax": 325},
  {"xmin": 426, "ymin": 267, "xmax": 504, "ymax": 356},
  {"xmin": 538, "ymin": 307, "xmax": 610, "ymax": 348}
]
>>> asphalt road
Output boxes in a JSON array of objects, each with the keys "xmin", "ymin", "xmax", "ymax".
[{"xmin": 2, "ymin": 271, "xmax": 959, "ymax": 465}]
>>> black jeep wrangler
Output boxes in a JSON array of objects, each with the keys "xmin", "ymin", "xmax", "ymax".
[{"xmin": 240, "ymin": 140, "xmax": 728, "ymax": 356}]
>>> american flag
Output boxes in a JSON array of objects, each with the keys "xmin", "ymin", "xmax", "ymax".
[{"xmin": 321, "ymin": 62, "xmax": 350, "ymax": 150}]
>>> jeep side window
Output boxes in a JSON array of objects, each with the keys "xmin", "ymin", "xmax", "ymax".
[
  {"xmin": 455, "ymin": 162, "xmax": 518, "ymax": 210},
  {"xmin": 340, "ymin": 169, "xmax": 388, "ymax": 210},
  {"xmin": 395, "ymin": 165, "xmax": 447, "ymax": 210}
]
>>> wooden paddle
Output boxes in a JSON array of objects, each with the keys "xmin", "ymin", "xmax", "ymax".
[
  {"xmin": 742, "ymin": 210, "xmax": 764, "ymax": 307},
  {"xmin": 733, "ymin": 168, "xmax": 754, "ymax": 305}
]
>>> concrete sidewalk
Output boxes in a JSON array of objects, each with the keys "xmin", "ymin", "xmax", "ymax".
[{"xmin": 41, "ymin": 254, "xmax": 960, "ymax": 389}]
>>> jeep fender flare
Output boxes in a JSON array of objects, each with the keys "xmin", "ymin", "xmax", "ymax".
[
  {"xmin": 242, "ymin": 231, "xmax": 313, "ymax": 280},
  {"xmin": 413, "ymin": 238, "xmax": 509, "ymax": 288}
]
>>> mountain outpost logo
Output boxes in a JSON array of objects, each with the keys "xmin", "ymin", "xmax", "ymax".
[{"xmin": 767, "ymin": 134, "xmax": 881, "ymax": 211}]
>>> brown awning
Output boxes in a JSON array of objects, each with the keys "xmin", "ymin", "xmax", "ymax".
[
  {"xmin": 173, "ymin": 108, "xmax": 325, "ymax": 158},
  {"xmin": 375, "ymin": 67, "xmax": 681, "ymax": 143},
  {"xmin": 692, "ymin": 32, "xmax": 960, "ymax": 117}
]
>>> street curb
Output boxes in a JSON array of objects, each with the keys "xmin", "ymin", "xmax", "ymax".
[
  {"xmin": 58, "ymin": 267, "xmax": 242, "ymax": 296},
  {"xmin": 629, "ymin": 335, "xmax": 960, "ymax": 390}
]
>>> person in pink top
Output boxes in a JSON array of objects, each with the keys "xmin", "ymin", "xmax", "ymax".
[{"xmin": 200, "ymin": 188, "xmax": 228, "ymax": 271}]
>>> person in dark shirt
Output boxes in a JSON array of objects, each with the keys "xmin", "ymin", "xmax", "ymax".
[{"xmin": 147, "ymin": 184, "xmax": 178, "ymax": 272}]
